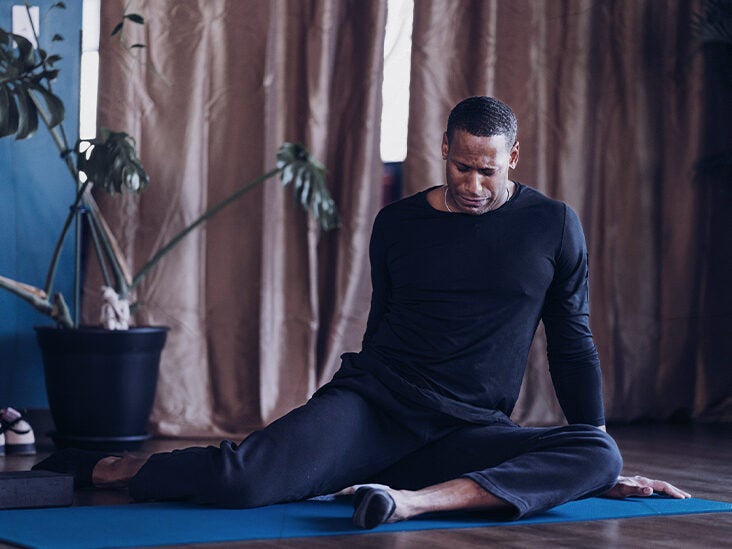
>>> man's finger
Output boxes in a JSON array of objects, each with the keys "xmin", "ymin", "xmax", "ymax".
[
  {"xmin": 628, "ymin": 477, "xmax": 692, "ymax": 499},
  {"xmin": 655, "ymin": 484, "xmax": 691, "ymax": 499},
  {"xmin": 629, "ymin": 485, "xmax": 654, "ymax": 497},
  {"xmin": 641, "ymin": 478, "xmax": 691, "ymax": 499}
]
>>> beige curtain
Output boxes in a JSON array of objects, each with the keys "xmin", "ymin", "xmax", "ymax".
[
  {"xmin": 89, "ymin": 0, "xmax": 386, "ymax": 436},
  {"xmin": 405, "ymin": 0, "xmax": 723, "ymax": 424}
]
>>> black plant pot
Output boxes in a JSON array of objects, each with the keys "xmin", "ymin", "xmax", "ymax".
[{"xmin": 35, "ymin": 326, "xmax": 168, "ymax": 451}]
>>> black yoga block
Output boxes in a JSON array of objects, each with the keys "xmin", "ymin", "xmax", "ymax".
[{"xmin": 0, "ymin": 471, "xmax": 74, "ymax": 509}]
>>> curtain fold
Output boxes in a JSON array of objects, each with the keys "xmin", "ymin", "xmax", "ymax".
[
  {"xmin": 89, "ymin": 0, "xmax": 385, "ymax": 435},
  {"xmin": 407, "ymin": 0, "xmax": 716, "ymax": 424}
]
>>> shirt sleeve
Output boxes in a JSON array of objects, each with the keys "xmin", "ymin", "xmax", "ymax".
[
  {"xmin": 542, "ymin": 205, "xmax": 605, "ymax": 426},
  {"xmin": 362, "ymin": 210, "xmax": 391, "ymax": 347}
]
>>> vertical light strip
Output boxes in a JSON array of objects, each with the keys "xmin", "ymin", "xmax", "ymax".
[
  {"xmin": 380, "ymin": 0, "xmax": 414, "ymax": 163},
  {"xmin": 79, "ymin": 0, "xmax": 100, "ymax": 139}
]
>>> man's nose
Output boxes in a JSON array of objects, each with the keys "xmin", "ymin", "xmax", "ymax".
[{"xmin": 467, "ymin": 173, "xmax": 482, "ymax": 194}]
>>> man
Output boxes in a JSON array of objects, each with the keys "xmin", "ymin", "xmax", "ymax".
[{"xmin": 34, "ymin": 96, "xmax": 688, "ymax": 529}]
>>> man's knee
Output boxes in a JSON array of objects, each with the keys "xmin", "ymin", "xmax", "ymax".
[{"xmin": 573, "ymin": 425, "xmax": 623, "ymax": 487}]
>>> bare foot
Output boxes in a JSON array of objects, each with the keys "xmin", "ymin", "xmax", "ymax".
[{"xmin": 92, "ymin": 455, "xmax": 147, "ymax": 488}]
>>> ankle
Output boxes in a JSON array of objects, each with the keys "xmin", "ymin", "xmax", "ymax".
[{"xmin": 388, "ymin": 488, "xmax": 419, "ymax": 522}]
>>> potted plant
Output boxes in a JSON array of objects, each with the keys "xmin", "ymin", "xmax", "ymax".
[{"xmin": 0, "ymin": 7, "xmax": 339, "ymax": 449}]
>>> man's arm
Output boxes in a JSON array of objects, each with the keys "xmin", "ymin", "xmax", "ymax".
[
  {"xmin": 543, "ymin": 207, "xmax": 690, "ymax": 500},
  {"xmin": 543, "ymin": 205, "xmax": 605, "ymax": 426}
]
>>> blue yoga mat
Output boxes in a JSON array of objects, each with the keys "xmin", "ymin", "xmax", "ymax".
[{"xmin": 0, "ymin": 496, "xmax": 729, "ymax": 549}]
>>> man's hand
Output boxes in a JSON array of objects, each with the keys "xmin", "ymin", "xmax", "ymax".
[{"xmin": 603, "ymin": 475, "xmax": 691, "ymax": 499}]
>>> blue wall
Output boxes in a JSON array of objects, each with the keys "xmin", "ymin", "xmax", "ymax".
[{"xmin": 0, "ymin": 0, "xmax": 82, "ymax": 407}]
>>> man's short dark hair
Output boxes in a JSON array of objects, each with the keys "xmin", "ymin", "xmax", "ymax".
[{"xmin": 446, "ymin": 96, "xmax": 518, "ymax": 148}]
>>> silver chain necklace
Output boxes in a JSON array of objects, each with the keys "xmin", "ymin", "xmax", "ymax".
[
  {"xmin": 444, "ymin": 185, "xmax": 511, "ymax": 213},
  {"xmin": 444, "ymin": 186, "xmax": 454, "ymax": 212}
]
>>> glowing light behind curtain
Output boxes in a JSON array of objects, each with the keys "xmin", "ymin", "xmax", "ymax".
[
  {"xmin": 79, "ymin": 0, "xmax": 100, "ymax": 139},
  {"xmin": 381, "ymin": 0, "xmax": 413, "ymax": 162}
]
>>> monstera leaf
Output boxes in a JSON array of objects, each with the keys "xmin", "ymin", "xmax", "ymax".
[
  {"xmin": 77, "ymin": 129, "xmax": 149, "ymax": 194},
  {"xmin": 277, "ymin": 143, "xmax": 340, "ymax": 231},
  {"xmin": 0, "ymin": 28, "xmax": 65, "ymax": 139}
]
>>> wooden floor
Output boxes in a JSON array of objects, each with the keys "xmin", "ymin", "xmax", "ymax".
[{"xmin": 1, "ymin": 422, "xmax": 731, "ymax": 548}]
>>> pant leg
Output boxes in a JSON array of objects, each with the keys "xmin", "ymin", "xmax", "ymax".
[
  {"xmin": 370, "ymin": 423, "xmax": 622, "ymax": 519},
  {"xmin": 128, "ymin": 386, "xmax": 424, "ymax": 507}
]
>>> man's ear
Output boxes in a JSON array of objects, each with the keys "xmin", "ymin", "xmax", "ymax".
[
  {"xmin": 441, "ymin": 132, "xmax": 449, "ymax": 160},
  {"xmin": 509, "ymin": 141, "xmax": 520, "ymax": 169}
]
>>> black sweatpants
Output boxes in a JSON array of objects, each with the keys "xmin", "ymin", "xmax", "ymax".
[{"xmin": 129, "ymin": 375, "xmax": 622, "ymax": 519}]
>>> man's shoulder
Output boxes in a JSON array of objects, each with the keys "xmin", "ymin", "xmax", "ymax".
[
  {"xmin": 516, "ymin": 183, "xmax": 565, "ymax": 209},
  {"xmin": 376, "ymin": 187, "xmax": 435, "ymax": 221},
  {"xmin": 513, "ymin": 183, "xmax": 570, "ymax": 222},
  {"xmin": 517, "ymin": 184, "xmax": 587, "ymax": 242}
]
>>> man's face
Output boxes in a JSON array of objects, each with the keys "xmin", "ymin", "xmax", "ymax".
[{"xmin": 442, "ymin": 129, "xmax": 519, "ymax": 215}]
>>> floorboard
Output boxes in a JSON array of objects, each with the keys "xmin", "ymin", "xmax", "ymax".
[{"xmin": 1, "ymin": 422, "xmax": 730, "ymax": 548}]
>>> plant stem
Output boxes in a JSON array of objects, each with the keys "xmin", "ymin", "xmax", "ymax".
[
  {"xmin": 42, "ymin": 180, "xmax": 89, "ymax": 297},
  {"xmin": 127, "ymin": 167, "xmax": 281, "ymax": 295},
  {"xmin": 0, "ymin": 275, "xmax": 51, "ymax": 311},
  {"xmin": 85, "ymin": 210, "xmax": 113, "ymax": 288},
  {"xmin": 84, "ymin": 195, "xmax": 133, "ymax": 293},
  {"xmin": 74, "ymin": 204, "xmax": 82, "ymax": 326},
  {"xmin": 25, "ymin": 84, "xmax": 81, "ymax": 303},
  {"xmin": 0, "ymin": 276, "xmax": 73, "ymax": 328}
]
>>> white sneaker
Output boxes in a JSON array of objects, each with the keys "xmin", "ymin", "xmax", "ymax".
[{"xmin": 0, "ymin": 408, "xmax": 36, "ymax": 455}]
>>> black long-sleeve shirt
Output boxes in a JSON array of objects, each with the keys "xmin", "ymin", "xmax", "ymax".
[{"xmin": 350, "ymin": 183, "xmax": 604, "ymax": 426}]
